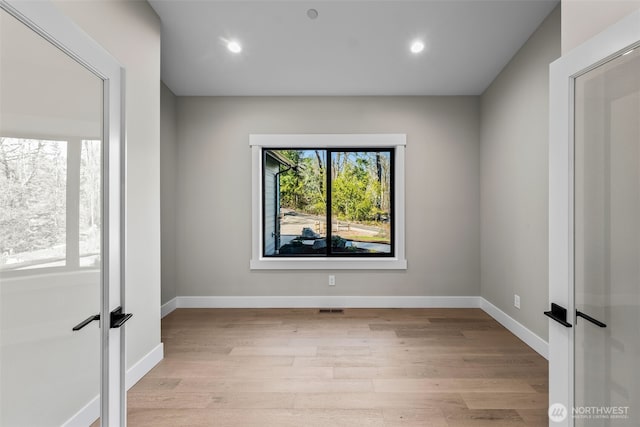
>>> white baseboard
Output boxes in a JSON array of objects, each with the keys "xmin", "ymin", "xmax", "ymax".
[
  {"xmin": 480, "ymin": 298, "xmax": 549, "ymax": 359},
  {"xmin": 163, "ymin": 295, "xmax": 548, "ymax": 359},
  {"xmin": 174, "ymin": 295, "xmax": 482, "ymax": 309},
  {"xmin": 62, "ymin": 395, "xmax": 100, "ymax": 427},
  {"xmin": 62, "ymin": 343, "xmax": 164, "ymax": 426},
  {"xmin": 161, "ymin": 297, "xmax": 177, "ymax": 318},
  {"xmin": 125, "ymin": 343, "xmax": 164, "ymax": 389}
]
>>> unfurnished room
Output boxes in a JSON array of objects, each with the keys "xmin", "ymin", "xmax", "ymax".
[{"xmin": 1, "ymin": 0, "xmax": 639, "ymax": 426}]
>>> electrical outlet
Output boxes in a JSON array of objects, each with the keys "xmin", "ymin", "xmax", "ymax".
[
  {"xmin": 514, "ymin": 294, "xmax": 521, "ymax": 309},
  {"xmin": 329, "ymin": 275, "xmax": 336, "ymax": 286}
]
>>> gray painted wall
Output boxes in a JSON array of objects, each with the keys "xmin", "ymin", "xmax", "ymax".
[
  {"xmin": 161, "ymin": 82, "xmax": 178, "ymax": 304},
  {"xmin": 55, "ymin": 0, "xmax": 162, "ymax": 367},
  {"xmin": 480, "ymin": 6, "xmax": 560, "ymax": 341},
  {"xmin": 175, "ymin": 96, "xmax": 480, "ymax": 297},
  {"xmin": 562, "ymin": 0, "xmax": 640, "ymax": 54}
]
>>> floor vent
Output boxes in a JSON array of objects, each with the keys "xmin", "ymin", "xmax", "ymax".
[{"xmin": 319, "ymin": 308, "xmax": 344, "ymax": 314}]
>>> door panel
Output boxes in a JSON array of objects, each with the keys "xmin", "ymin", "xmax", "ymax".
[
  {"xmin": 574, "ymin": 46, "xmax": 640, "ymax": 426},
  {"xmin": 0, "ymin": 7, "xmax": 104, "ymax": 426}
]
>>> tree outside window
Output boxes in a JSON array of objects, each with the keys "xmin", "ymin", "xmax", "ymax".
[{"xmin": 263, "ymin": 148, "xmax": 393, "ymax": 257}]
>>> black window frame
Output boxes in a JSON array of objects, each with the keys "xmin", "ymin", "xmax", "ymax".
[{"xmin": 262, "ymin": 147, "xmax": 395, "ymax": 258}]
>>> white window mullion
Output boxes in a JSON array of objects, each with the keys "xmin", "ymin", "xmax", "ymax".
[{"xmin": 66, "ymin": 137, "xmax": 82, "ymax": 269}]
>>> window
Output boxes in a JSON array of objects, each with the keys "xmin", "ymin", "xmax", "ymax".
[
  {"xmin": 0, "ymin": 138, "xmax": 67, "ymax": 270},
  {"xmin": 251, "ymin": 134, "xmax": 406, "ymax": 270},
  {"xmin": 79, "ymin": 140, "xmax": 101, "ymax": 267},
  {"xmin": 0, "ymin": 137, "xmax": 101, "ymax": 273},
  {"xmin": 264, "ymin": 148, "xmax": 393, "ymax": 257}
]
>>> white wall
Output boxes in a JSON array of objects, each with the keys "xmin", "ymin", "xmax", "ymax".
[
  {"xmin": 562, "ymin": 0, "xmax": 640, "ymax": 53},
  {"xmin": 175, "ymin": 96, "xmax": 480, "ymax": 298},
  {"xmin": 480, "ymin": 6, "xmax": 560, "ymax": 341},
  {"xmin": 53, "ymin": 0, "xmax": 162, "ymax": 369},
  {"xmin": 161, "ymin": 82, "xmax": 178, "ymax": 305}
]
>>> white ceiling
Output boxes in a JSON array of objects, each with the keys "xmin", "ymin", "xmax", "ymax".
[{"xmin": 150, "ymin": 0, "xmax": 558, "ymax": 96}]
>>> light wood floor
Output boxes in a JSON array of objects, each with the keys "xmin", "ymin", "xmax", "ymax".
[{"xmin": 127, "ymin": 308, "xmax": 548, "ymax": 426}]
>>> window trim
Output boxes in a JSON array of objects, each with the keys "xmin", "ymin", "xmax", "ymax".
[{"xmin": 250, "ymin": 134, "xmax": 407, "ymax": 270}]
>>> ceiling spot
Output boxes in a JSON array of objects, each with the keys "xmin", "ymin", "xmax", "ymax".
[
  {"xmin": 410, "ymin": 40, "xmax": 425, "ymax": 54},
  {"xmin": 227, "ymin": 40, "xmax": 242, "ymax": 54},
  {"xmin": 307, "ymin": 9, "xmax": 318, "ymax": 20}
]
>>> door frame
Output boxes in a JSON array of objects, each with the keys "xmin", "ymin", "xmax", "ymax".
[
  {"xmin": 0, "ymin": 1, "xmax": 126, "ymax": 425},
  {"xmin": 549, "ymin": 8, "xmax": 640, "ymax": 426}
]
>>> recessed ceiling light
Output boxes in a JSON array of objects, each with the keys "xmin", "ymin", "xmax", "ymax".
[
  {"xmin": 410, "ymin": 40, "xmax": 425, "ymax": 54},
  {"xmin": 227, "ymin": 40, "xmax": 242, "ymax": 54},
  {"xmin": 307, "ymin": 9, "xmax": 318, "ymax": 20}
]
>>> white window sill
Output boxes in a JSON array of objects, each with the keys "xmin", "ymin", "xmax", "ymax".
[{"xmin": 250, "ymin": 257, "xmax": 407, "ymax": 270}]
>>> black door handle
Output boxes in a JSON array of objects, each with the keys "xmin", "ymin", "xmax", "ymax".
[
  {"xmin": 576, "ymin": 310, "xmax": 607, "ymax": 328},
  {"xmin": 110, "ymin": 306, "xmax": 132, "ymax": 328},
  {"xmin": 72, "ymin": 314, "xmax": 100, "ymax": 331},
  {"xmin": 544, "ymin": 303, "xmax": 572, "ymax": 327},
  {"xmin": 73, "ymin": 308, "xmax": 132, "ymax": 330}
]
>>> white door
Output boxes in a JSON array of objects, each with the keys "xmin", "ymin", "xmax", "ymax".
[
  {"xmin": 573, "ymin": 46, "xmax": 640, "ymax": 427},
  {"xmin": 549, "ymin": 9, "xmax": 640, "ymax": 427},
  {"xmin": 0, "ymin": 1, "xmax": 126, "ymax": 426}
]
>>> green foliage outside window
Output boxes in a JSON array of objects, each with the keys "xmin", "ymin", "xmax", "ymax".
[{"xmin": 277, "ymin": 150, "xmax": 390, "ymax": 224}]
